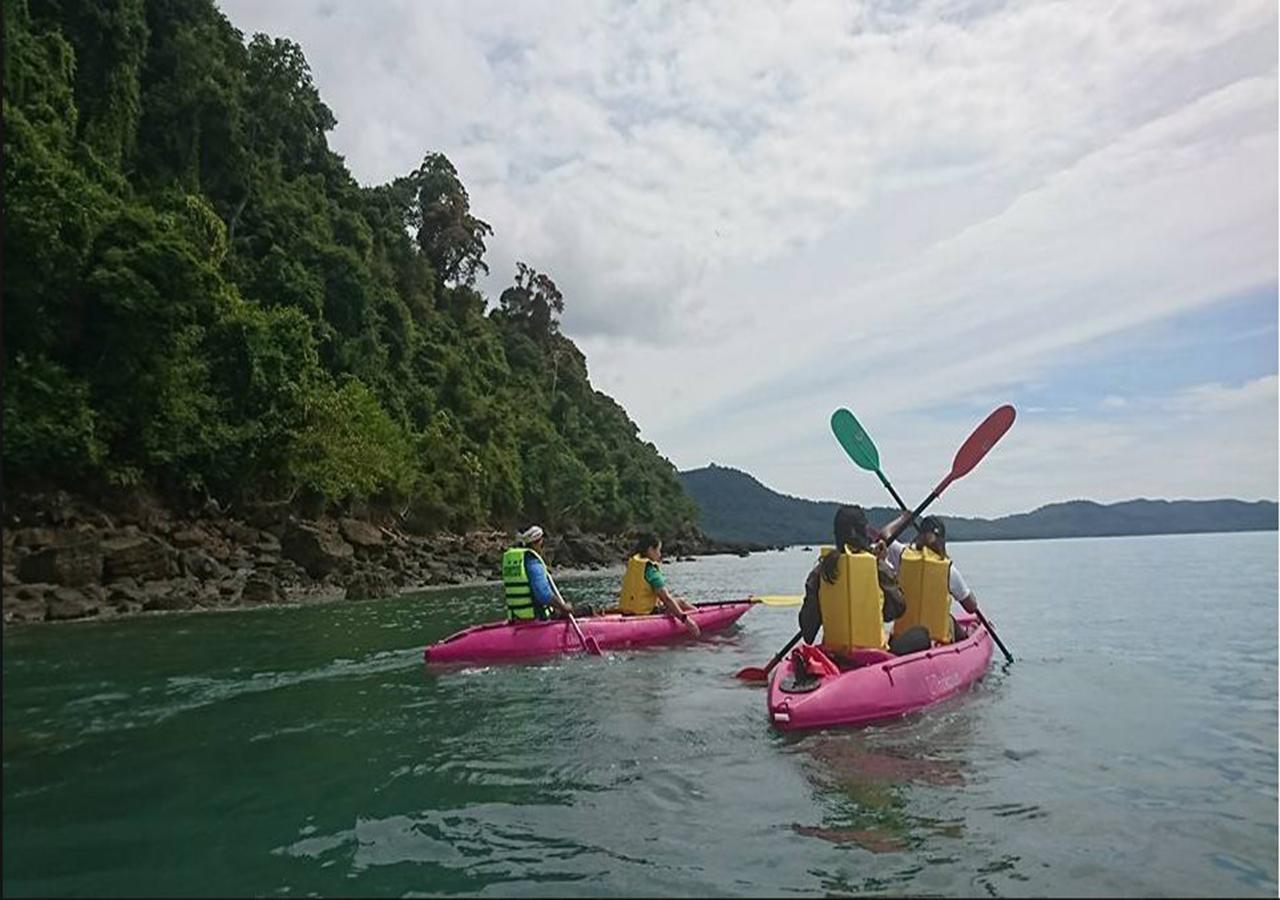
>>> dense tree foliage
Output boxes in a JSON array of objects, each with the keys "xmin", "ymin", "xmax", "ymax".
[{"xmin": 3, "ymin": 0, "xmax": 698, "ymax": 534}]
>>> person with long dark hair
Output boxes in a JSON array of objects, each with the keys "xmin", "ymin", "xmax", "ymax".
[
  {"xmin": 618, "ymin": 532, "xmax": 700, "ymax": 638},
  {"xmin": 798, "ymin": 505, "xmax": 903, "ymax": 659},
  {"xmin": 879, "ymin": 512, "xmax": 979, "ymax": 643}
]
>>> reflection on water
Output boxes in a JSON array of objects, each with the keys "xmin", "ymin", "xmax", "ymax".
[
  {"xmin": 789, "ymin": 721, "xmax": 1045, "ymax": 897},
  {"xmin": 789, "ymin": 725, "xmax": 973, "ymax": 858}
]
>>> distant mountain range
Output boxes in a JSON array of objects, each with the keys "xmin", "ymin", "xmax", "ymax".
[{"xmin": 679, "ymin": 463, "xmax": 1279, "ymax": 545}]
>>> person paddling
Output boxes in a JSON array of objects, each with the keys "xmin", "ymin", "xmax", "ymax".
[
  {"xmin": 878, "ymin": 513, "xmax": 979, "ymax": 644},
  {"xmin": 798, "ymin": 505, "xmax": 913, "ymax": 665},
  {"xmin": 502, "ymin": 525, "xmax": 575, "ymax": 622},
  {"xmin": 618, "ymin": 533, "xmax": 700, "ymax": 638}
]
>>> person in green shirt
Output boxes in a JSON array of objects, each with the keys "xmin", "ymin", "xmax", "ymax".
[{"xmin": 620, "ymin": 532, "xmax": 700, "ymax": 638}]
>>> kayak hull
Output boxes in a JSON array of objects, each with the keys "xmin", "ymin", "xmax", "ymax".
[
  {"xmin": 424, "ymin": 599, "xmax": 755, "ymax": 665},
  {"xmin": 767, "ymin": 613, "xmax": 993, "ymax": 731}
]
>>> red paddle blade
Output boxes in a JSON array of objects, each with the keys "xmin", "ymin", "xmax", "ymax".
[
  {"xmin": 585, "ymin": 636, "xmax": 603, "ymax": 655},
  {"xmin": 735, "ymin": 666, "xmax": 769, "ymax": 682},
  {"xmin": 949, "ymin": 404, "xmax": 1016, "ymax": 482}
]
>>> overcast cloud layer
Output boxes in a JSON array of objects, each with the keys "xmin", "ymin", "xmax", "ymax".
[{"xmin": 218, "ymin": 0, "xmax": 1277, "ymax": 516}]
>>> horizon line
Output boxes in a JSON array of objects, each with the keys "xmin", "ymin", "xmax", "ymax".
[{"xmin": 679, "ymin": 463, "xmax": 1279, "ymax": 521}]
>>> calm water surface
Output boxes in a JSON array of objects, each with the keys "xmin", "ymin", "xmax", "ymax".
[{"xmin": 3, "ymin": 532, "xmax": 1276, "ymax": 896}]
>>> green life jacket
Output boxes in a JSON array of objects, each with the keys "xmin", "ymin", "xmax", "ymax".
[{"xmin": 503, "ymin": 547, "xmax": 550, "ymax": 621}]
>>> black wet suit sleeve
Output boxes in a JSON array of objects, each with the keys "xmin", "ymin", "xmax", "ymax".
[{"xmin": 799, "ymin": 565, "xmax": 822, "ymax": 644}]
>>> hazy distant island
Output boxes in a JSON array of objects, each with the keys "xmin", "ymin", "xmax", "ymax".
[{"xmin": 679, "ymin": 463, "xmax": 1279, "ymax": 546}]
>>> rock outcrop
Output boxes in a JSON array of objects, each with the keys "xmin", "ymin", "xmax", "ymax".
[{"xmin": 2, "ymin": 491, "xmax": 773, "ymax": 626}]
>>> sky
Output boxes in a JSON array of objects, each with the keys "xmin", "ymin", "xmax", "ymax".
[{"xmin": 216, "ymin": 0, "xmax": 1278, "ymax": 517}]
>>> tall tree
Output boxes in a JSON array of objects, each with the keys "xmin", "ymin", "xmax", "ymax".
[
  {"xmin": 498, "ymin": 261, "xmax": 565, "ymax": 340},
  {"xmin": 395, "ymin": 153, "xmax": 493, "ymax": 288}
]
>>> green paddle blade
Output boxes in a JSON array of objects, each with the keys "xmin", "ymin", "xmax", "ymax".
[{"xmin": 830, "ymin": 408, "xmax": 881, "ymax": 472}]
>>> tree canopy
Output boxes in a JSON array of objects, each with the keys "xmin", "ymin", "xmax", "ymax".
[{"xmin": 4, "ymin": 0, "xmax": 698, "ymax": 535}]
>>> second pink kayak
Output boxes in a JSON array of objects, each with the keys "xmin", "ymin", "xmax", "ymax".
[{"xmin": 424, "ymin": 599, "xmax": 756, "ymax": 665}]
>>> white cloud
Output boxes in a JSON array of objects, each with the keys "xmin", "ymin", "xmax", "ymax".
[
  {"xmin": 977, "ymin": 376, "xmax": 1279, "ymax": 513},
  {"xmin": 215, "ymin": 0, "xmax": 1278, "ymax": 514},
  {"xmin": 1164, "ymin": 374, "xmax": 1279, "ymax": 414}
]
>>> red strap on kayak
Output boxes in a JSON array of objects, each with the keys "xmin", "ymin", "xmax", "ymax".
[{"xmin": 795, "ymin": 644, "xmax": 842, "ymax": 678}]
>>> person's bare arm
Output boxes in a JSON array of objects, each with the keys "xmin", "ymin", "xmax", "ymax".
[
  {"xmin": 656, "ymin": 586, "xmax": 699, "ymax": 637},
  {"xmin": 799, "ymin": 565, "xmax": 822, "ymax": 643},
  {"xmin": 949, "ymin": 564, "xmax": 978, "ymax": 614},
  {"xmin": 882, "ymin": 511, "xmax": 911, "ymax": 540}
]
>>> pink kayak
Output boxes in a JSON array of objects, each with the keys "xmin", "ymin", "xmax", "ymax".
[
  {"xmin": 424, "ymin": 599, "xmax": 756, "ymax": 665},
  {"xmin": 767, "ymin": 613, "xmax": 993, "ymax": 731}
]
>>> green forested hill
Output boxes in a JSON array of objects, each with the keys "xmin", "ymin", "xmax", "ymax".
[
  {"xmin": 676, "ymin": 465, "xmax": 896, "ymax": 545},
  {"xmin": 680, "ymin": 464, "xmax": 1279, "ymax": 544},
  {"xmin": 3, "ymin": 0, "xmax": 696, "ymax": 534}
]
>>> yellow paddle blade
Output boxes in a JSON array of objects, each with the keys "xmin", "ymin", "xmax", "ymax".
[{"xmin": 751, "ymin": 594, "xmax": 803, "ymax": 607}]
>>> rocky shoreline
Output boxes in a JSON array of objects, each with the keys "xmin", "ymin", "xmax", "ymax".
[{"xmin": 1, "ymin": 491, "xmax": 775, "ymax": 626}]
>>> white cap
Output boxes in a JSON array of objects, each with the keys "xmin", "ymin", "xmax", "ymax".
[{"xmin": 519, "ymin": 525, "xmax": 544, "ymax": 544}]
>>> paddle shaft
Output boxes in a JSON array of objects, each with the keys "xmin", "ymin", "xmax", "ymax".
[
  {"xmin": 875, "ymin": 470, "xmax": 912, "ymax": 520},
  {"xmin": 974, "ymin": 608, "xmax": 1013, "ymax": 663},
  {"xmin": 548, "ymin": 571, "xmax": 601, "ymax": 655},
  {"xmin": 695, "ymin": 596, "xmax": 803, "ymax": 608},
  {"xmin": 881, "ymin": 486, "xmax": 941, "ymax": 546},
  {"xmin": 762, "ymin": 632, "xmax": 804, "ymax": 676},
  {"xmin": 566, "ymin": 612, "xmax": 596, "ymax": 654}
]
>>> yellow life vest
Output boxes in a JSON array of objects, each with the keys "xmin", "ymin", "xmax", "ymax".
[
  {"xmin": 892, "ymin": 545, "xmax": 953, "ymax": 643},
  {"xmin": 619, "ymin": 555, "xmax": 660, "ymax": 615},
  {"xmin": 816, "ymin": 547, "xmax": 886, "ymax": 654}
]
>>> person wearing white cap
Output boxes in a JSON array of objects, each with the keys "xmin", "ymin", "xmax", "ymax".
[{"xmin": 501, "ymin": 525, "xmax": 574, "ymax": 621}]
